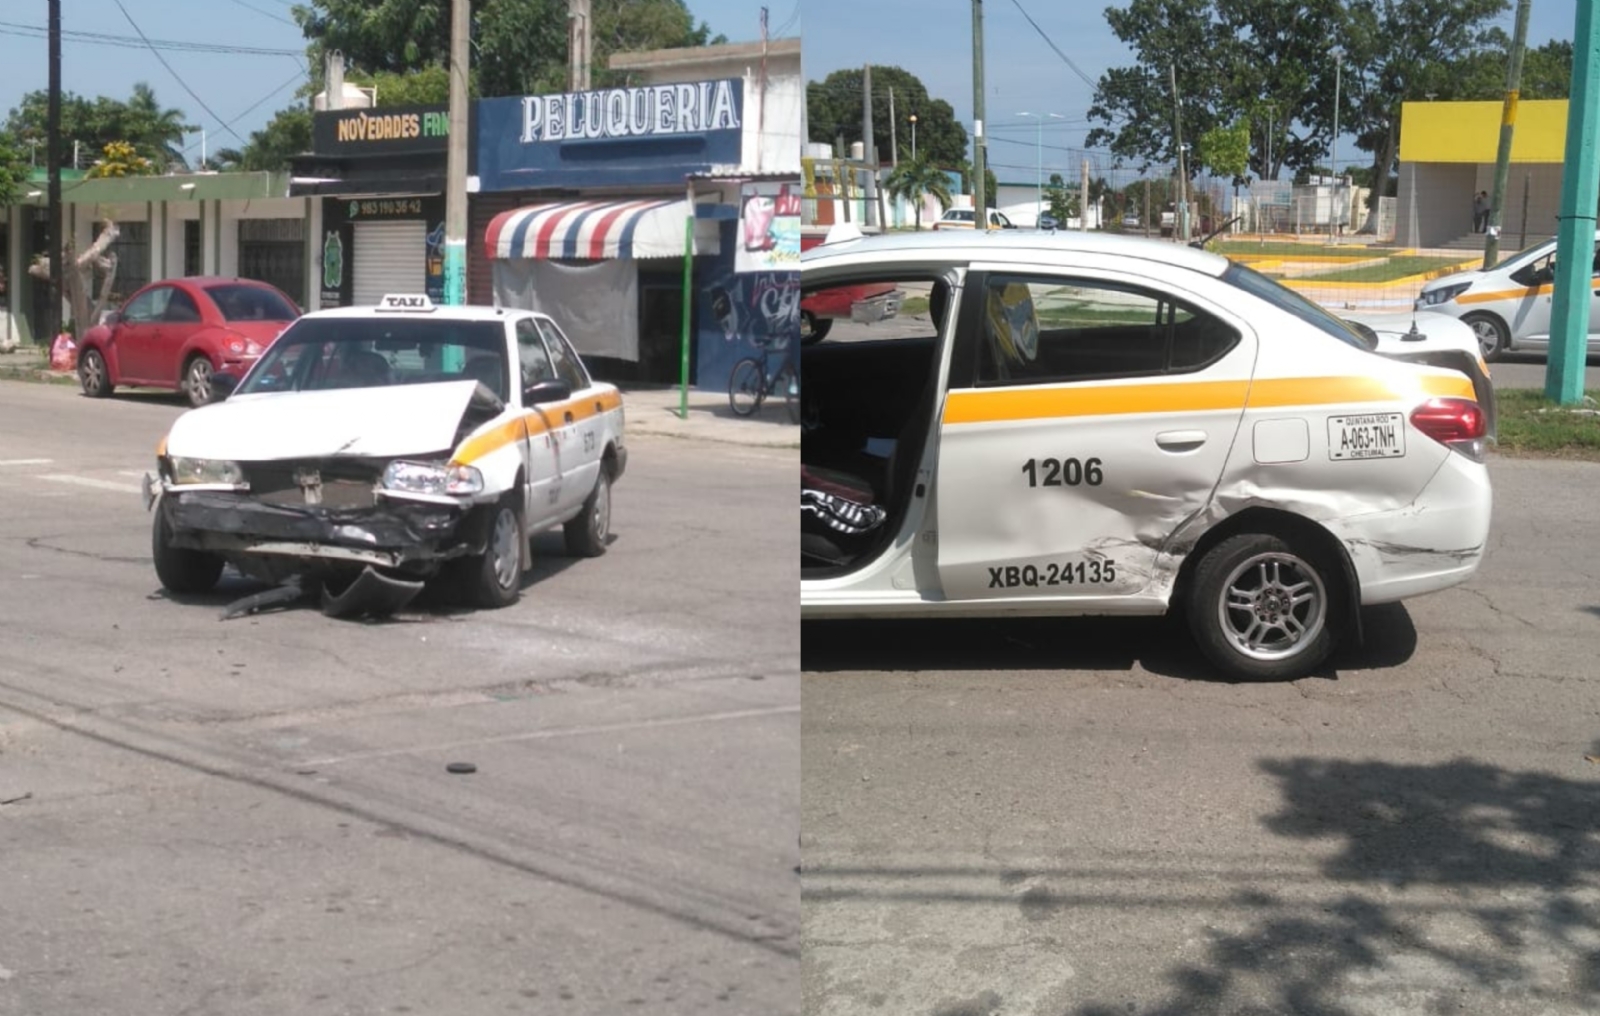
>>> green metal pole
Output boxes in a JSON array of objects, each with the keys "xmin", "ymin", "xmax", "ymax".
[
  {"xmin": 1546, "ymin": 0, "xmax": 1600, "ymax": 406},
  {"xmin": 1484, "ymin": 0, "xmax": 1531, "ymax": 269},
  {"xmin": 679, "ymin": 208, "xmax": 693, "ymax": 420}
]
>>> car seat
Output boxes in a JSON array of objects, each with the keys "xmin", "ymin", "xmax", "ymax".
[
  {"xmin": 344, "ymin": 350, "xmax": 392, "ymax": 387},
  {"xmin": 460, "ymin": 353, "xmax": 505, "ymax": 398},
  {"xmin": 983, "ymin": 282, "xmax": 1039, "ymax": 382}
]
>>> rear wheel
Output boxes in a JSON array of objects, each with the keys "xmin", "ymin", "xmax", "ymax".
[
  {"xmin": 183, "ymin": 355, "xmax": 214, "ymax": 408},
  {"xmin": 800, "ymin": 311, "xmax": 832, "ymax": 344},
  {"xmin": 1187, "ymin": 533, "xmax": 1337, "ymax": 681},
  {"xmin": 728, "ymin": 357, "xmax": 765, "ymax": 416},
  {"xmin": 151, "ymin": 504, "xmax": 224, "ymax": 594},
  {"xmin": 563, "ymin": 467, "xmax": 612, "ymax": 557},
  {"xmin": 1462, "ymin": 311, "xmax": 1509, "ymax": 362},
  {"xmin": 79, "ymin": 348, "xmax": 112, "ymax": 398}
]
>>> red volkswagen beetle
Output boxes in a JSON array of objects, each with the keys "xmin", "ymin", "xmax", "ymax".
[{"xmin": 77, "ymin": 277, "xmax": 301, "ymax": 407}]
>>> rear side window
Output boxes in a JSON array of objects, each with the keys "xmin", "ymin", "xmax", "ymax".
[
  {"xmin": 973, "ymin": 274, "xmax": 1239, "ymax": 386},
  {"xmin": 1221, "ymin": 261, "xmax": 1367, "ymax": 350}
]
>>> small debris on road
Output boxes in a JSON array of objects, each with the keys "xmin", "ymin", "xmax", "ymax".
[
  {"xmin": 446, "ymin": 762, "xmax": 477, "ymax": 775},
  {"xmin": 1, "ymin": 792, "xmax": 33, "ymax": 805}
]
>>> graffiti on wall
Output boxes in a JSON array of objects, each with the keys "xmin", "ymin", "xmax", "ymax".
[{"xmin": 697, "ymin": 267, "xmax": 800, "ymax": 393}]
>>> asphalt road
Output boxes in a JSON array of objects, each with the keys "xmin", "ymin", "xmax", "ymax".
[
  {"xmin": 0, "ymin": 381, "xmax": 799, "ymax": 1015},
  {"xmin": 1487, "ymin": 352, "xmax": 1600, "ymax": 391},
  {"xmin": 801, "ymin": 454, "xmax": 1600, "ymax": 1016}
]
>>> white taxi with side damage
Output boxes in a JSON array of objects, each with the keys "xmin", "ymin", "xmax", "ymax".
[
  {"xmin": 144, "ymin": 294, "xmax": 626, "ymax": 616},
  {"xmin": 801, "ymin": 231, "xmax": 1494, "ymax": 681}
]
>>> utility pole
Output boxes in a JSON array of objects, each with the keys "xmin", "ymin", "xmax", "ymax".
[
  {"xmin": 862, "ymin": 64, "xmax": 878, "ymax": 227},
  {"xmin": 443, "ymin": 0, "xmax": 470, "ymax": 306},
  {"xmin": 1546, "ymin": 0, "xmax": 1600, "ymax": 405},
  {"xmin": 1331, "ymin": 47, "xmax": 1343, "ymax": 244},
  {"xmin": 1081, "ymin": 159, "xmax": 1090, "ymax": 230},
  {"xmin": 1170, "ymin": 63, "xmax": 1188, "ymax": 242},
  {"xmin": 1485, "ymin": 0, "xmax": 1532, "ymax": 269},
  {"xmin": 47, "ymin": 0, "xmax": 62, "ymax": 341},
  {"xmin": 972, "ymin": 0, "xmax": 987, "ymax": 229},
  {"xmin": 888, "ymin": 88, "xmax": 898, "ymax": 166},
  {"xmin": 567, "ymin": 0, "xmax": 592, "ymax": 91}
]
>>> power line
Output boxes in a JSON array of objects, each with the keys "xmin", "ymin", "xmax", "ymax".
[
  {"xmin": 111, "ymin": 0, "xmax": 248, "ymax": 144},
  {"xmin": 1006, "ymin": 0, "xmax": 1099, "ymax": 91},
  {"xmin": 180, "ymin": 67, "xmax": 309, "ymax": 155},
  {"xmin": 772, "ymin": 1, "xmax": 800, "ymax": 37},
  {"xmin": 228, "ymin": 0, "xmax": 298, "ymax": 27},
  {"xmin": 0, "ymin": 19, "xmax": 301, "ymax": 56}
]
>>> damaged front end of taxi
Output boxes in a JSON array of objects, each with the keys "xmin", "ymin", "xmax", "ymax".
[{"xmin": 145, "ymin": 381, "xmax": 511, "ymax": 617}]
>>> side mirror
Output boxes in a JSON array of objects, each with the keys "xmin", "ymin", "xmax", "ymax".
[
  {"xmin": 523, "ymin": 378, "xmax": 571, "ymax": 406},
  {"xmin": 101, "ymin": 310, "xmax": 121, "ymax": 327},
  {"xmin": 209, "ymin": 372, "xmax": 240, "ymax": 402}
]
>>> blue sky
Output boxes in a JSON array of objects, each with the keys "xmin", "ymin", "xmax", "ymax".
[
  {"xmin": 802, "ymin": 0, "xmax": 1582, "ymax": 184},
  {"xmin": 0, "ymin": 0, "xmax": 788, "ymax": 167}
]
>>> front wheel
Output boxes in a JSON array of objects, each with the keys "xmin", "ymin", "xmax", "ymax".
[
  {"xmin": 1186, "ymin": 533, "xmax": 1338, "ymax": 681},
  {"xmin": 800, "ymin": 311, "xmax": 832, "ymax": 344},
  {"xmin": 728, "ymin": 357, "xmax": 765, "ymax": 417},
  {"xmin": 458, "ymin": 501, "xmax": 523, "ymax": 608},
  {"xmin": 563, "ymin": 468, "xmax": 612, "ymax": 557},
  {"xmin": 152, "ymin": 504, "xmax": 224, "ymax": 594},
  {"xmin": 1462, "ymin": 312, "xmax": 1509, "ymax": 362}
]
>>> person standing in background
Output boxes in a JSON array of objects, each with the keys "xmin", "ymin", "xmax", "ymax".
[{"xmin": 1473, "ymin": 190, "xmax": 1490, "ymax": 232}]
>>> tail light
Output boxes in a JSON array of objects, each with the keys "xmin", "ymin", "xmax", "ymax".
[{"xmin": 1411, "ymin": 397, "xmax": 1487, "ymax": 461}]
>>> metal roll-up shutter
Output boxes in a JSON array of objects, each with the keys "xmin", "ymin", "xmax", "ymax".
[
  {"xmin": 469, "ymin": 192, "xmax": 523, "ymax": 307},
  {"xmin": 352, "ymin": 220, "xmax": 426, "ymax": 306}
]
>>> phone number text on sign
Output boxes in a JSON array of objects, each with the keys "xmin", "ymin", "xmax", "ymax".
[{"xmin": 1328, "ymin": 412, "xmax": 1406, "ymax": 460}]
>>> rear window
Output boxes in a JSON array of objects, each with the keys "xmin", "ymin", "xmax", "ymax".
[
  {"xmin": 204, "ymin": 284, "xmax": 299, "ymax": 322},
  {"xmin": 1221, "ymin": 261, "xmax": 1368, "ymax": 350}
]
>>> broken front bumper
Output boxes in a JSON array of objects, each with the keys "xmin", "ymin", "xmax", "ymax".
[{"xmin": 148, "ymin": 482, "xmax": 489, "ymax": 572}]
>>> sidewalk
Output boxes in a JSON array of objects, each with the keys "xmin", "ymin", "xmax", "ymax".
[{"xmin": 0, "ymin": 346, "xmax": 799, "ymax": 449}]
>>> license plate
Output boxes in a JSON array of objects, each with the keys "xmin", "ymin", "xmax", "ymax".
[{"xmin": 1328, "ymin": 413, "xmax": 1406, "ymax": 460}]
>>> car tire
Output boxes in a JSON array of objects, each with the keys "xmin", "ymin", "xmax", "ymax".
[
  {"xmin": 79, "ymin": 348, "xmax": 112, "ymax": 398},
  {"xmin": 184, "ymin": 355, "xmax": 214, "ymax": 408},
  {"xmin": 1186, "ymin": 532, "xmax": 1338, "ymax": 682},
  {"xmin": 151, "ymin": 504, "xmax": 224, "ymax": 595},
  {"xmin": 460, "ymin": 500, "xmax": 523, "ymax": 608},
  {"xmin": 801, "ymin": 311, "xmax": 831, "ymax": 345},
  {"xmin": 563, "ymin": 467, "xmax": 611, "ymax": 557},
  {"xmin": 1462, "ymin": 311, "xmax": 1509, "ymax": 362}
]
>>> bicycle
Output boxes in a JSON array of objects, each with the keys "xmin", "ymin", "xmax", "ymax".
[{"xmin": 728, "ymin": 341, "xmax": 799, "ymax": 424}]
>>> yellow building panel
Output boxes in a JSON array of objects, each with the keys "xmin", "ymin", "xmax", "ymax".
[{"xmin": 1399, "ymin": 99, "xmax": 1570, "ymax": 163}]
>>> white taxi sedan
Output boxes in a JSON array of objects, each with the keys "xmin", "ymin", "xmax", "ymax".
[
  {"xmin": 1414, "ymin": 230, "xmax": 1600, "ymax": 360},
  {"xmin": 801, "ymin": 231, "xmax": 1493, "ymax": 681},
  {"xmin": 145, "ymin": 295, "xmax": 626, "ymax": 615}
]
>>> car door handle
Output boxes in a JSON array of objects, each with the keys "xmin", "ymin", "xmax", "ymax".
[
  {"xmin": 564, "ymin": 411, "xmax": 574, "ymax": 424},
  {"xmin": 1155, "ymin": 429, "xmax": 1208, "ymax": 452}
]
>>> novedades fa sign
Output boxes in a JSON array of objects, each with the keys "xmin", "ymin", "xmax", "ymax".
[
  {"xmin": 518, "ymin": 80, "xmax": 741, "ymax": 143},
  {"xmin": 313, "ymin": 105, "xmax": 451, "ymax": 157},
  {"xmin": 476, "ymin": 78, "xmax": 744, "ymax": 191}
]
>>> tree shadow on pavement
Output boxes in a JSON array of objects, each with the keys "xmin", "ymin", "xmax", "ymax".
[
  {"xmin": 1075, "ymin": 754, "xmax": 1600, "ymax": 1015},
  {"xmin": 800, "ymin": 603, "xmax": 1417, "ymax": 684}
]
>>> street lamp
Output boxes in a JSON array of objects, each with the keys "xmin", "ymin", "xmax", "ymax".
[
  {"xmin": 1017, "ymin": 111, "xmax": 1063, "ymax": 225},
  {"xmin": 908, "ymin": 113, "xmax": 918, "ymax": 161},
  {"xmin": 1331, "ymin": 46, "xmax": 1343, "ymax": 242}
]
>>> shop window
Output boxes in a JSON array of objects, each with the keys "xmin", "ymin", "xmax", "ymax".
[
  {"xmin": 106, "ymin": 222, "xmax": 150, "ymax": 304},
  {"xmin": 239, "ymin": 218, "xmax": 306, "ymax": 308}
]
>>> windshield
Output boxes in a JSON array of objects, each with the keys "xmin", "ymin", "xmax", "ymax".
[
  {"xmin": 203, "ymin": 284, "xmax": 299, "ymax": 322},
  {"xmin": 1221, "ymin": 261, "xmax": 1369, "ymax": 350},
  {"xmin": 237, "ymin": 317, "xmax": 510, "ymax": 398}
]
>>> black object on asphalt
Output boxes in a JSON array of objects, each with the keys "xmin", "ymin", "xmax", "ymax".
[{"xmin": 446, "ymin": 762, "xmax": 477, "ymax": 775}]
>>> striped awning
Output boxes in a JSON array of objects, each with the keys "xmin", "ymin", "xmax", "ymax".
[{"xmin": 484, "ymin": 198, "xmax": 721, "ymax": 261}]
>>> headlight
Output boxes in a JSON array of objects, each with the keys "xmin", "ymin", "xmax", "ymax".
[
  {"xmin": 381, "ymin": 460, "xmax": 484, "ymax": 496},
  {"xmin": 225, "ymin": 337, "xmax": 264, "ymax": 357},
  {"xmin": 169, "ymin": 457, "xmax": 245, "ymax": 485},
  {"xmin": 1419, "ymin": 282, "xmax": 1471, "ymax": 306}
]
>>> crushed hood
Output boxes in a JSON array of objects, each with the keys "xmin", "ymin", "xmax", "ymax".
[{"xmin": 165, "ymin": 381, "xmax": 487, "ymax": 461}]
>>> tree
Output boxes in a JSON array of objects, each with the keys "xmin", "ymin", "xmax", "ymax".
[
  {"xmin": 883, "ymin": 155, "xmax": 952, "ymax": 230},
  {"xmin": 806, "ymin": 66, "xmax": 968, "ymax": 169},
  {"xmin": 347, "ymin": 65, "xmax": 459, "ymax": 107},
  {"xmin": 212, "ymin": 107, "xmax": 313, "ymax": 172},
  {"xmin": 1045, "ymin": 173, "xmax": 1076, "ymax": 223},
  {"xmin": 86, "ymin": 140, "xmax": 155, "ymax": 178},
  {"xmin": 29, "ymin": 220, "xmax": 120, "ymax": 342},
  {"xmin": 0, "ymin": 131, "xmax": 27, "ymax": 206},
  {"xmin": 1200, "ymin": 118, "xmax": 1250, "ymax": 219},
  {"xmin": 5, "ymin": 83, "xmax": 194, "ymax": 172},
  {"xmin": 293, "ymin": 0, "xmax": 725, "ymax": 99}
]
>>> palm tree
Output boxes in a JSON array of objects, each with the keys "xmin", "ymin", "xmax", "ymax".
[
  {"xmin": 122, "ymin": 83, "xmax": 195, "ymax": 170},
  {"xmin": 885, "ymin": 156, "xmax": 953, "ymax": 230}
]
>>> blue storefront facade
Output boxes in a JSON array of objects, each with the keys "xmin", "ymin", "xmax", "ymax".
[{"xmin": 470, "ymin": 73, "xmax": 799, "ymax": 388}]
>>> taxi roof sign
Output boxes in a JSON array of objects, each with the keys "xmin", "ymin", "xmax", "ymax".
[{"xmin": 378, "ymin": 294, "xmax": 437, "ymax": 312}]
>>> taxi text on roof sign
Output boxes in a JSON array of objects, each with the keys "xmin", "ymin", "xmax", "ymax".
[{"xmin": 378, "ymin": 294, "xmax": 437, "ymax": 312}]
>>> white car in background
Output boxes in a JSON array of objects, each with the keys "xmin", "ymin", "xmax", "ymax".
[
  {"xmin": 801, "ymin": 231, "xmax": 1494, "ymax": 681},
  {"xmin": 1414, "ymin": 231, "xmax": 1600, "ymax": 360}
]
